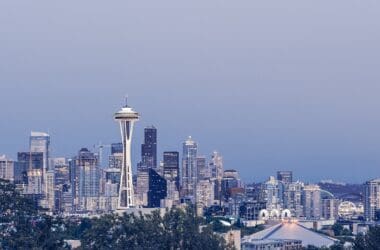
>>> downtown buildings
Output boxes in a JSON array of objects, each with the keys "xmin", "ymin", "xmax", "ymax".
[{"xmin": 0, "ymin": 100, "xmax": 374, "ymax": 235}]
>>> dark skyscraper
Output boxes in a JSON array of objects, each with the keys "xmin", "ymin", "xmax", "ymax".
[
  {"xmin": 141, "ymin": 126, "xmax": 157, "ymax": 169},
  {"xmin": 148, "ymin": 168, "xmax": 167, "ymax": 208},
  {"xmin": 163, "ymin": 151, "xmax": 180, "ymax": 190},
  {"xmin": 277, "ymin": 171, "xmax": 293, "ymax": 184}
]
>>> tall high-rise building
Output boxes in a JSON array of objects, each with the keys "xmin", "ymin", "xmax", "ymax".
[
  {"xmin": 302, "ymin": 184, "xmax": 321, "ymax": 219},
  {"xmin": 163, "ymin": 151, "xmax": 180, "ymax": 205},
  {"xmin": 135, "ymin": 168, "xmax": 149, "ymax": 207},
  {"xmin": 277, "ymin": 171, "xmax": 293, "ymax": 184},
  {"xmin": 0, "ymin": 155, "xmax": 14, "ymax": 181},
  {"xmin": 181, "ymin": 136, "xmax": 198, "ymax": 200},
  {"xmin": 364, "ymin": 178, "xmax": 380, "ymax": 221},
  {"xmin": 163, "ymin": 151, "xmax": 180, "ymax": 189},
  {"xmin": 71, "ymin": 148, "xmax": 100, "ymax": 211},
  {"xmin": 210, "ymin": 151, "xmax": 223, "ymax": 180},
  {"xmin": 30, "ymin": 132, "xmax": 51, "ymax": 209},
  {"xmin": 283, "ymin": 181, "xmax": 304, "ymax": 218},
  {"xmin": 109, "ymin": 143, "xmax": 123, "ymax": 170},
  {"xmin": 69, "ymin": 148, "xmax": 100, "ymax": 210},
  {"xmin": 260, "ymin": 176, "xmax": 284, "ymax": 212},
  {"xmin": 209, "ymin": 151, "xmax": 223, "ymax": 200},
  {"xmin": 45, "ymin": 170, "xmax": 55, "ymax": 211},
  {"xmin": 148, "ymin": 168, "xmax": 167, "ymax": 208},
  {"xmin": 54, "ymin": 163, "xmax": 70, "ymax": 212},
  {"xmin": 114, "ymin": 99, "xmax": 139, "ymax": 209},
  {"xmin": 30, "ymin": 132, "xmax": 50, "ymax": 169},
  {"xmin": 321, "ymin": 198, "xmax": 340, "ymax": 220},
  {"xmin": 141, "ymin": 126, "xmax": 157, "ymax": 169},
  {"xmin": 196, "ymin": 156, "xmax": 209, "ymax": 180}
]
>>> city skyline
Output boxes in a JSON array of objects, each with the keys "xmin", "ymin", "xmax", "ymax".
[
  {"xmin": 0, "ymin": 108, "xmax": 377, "ymax": 185},
  {"xmin": 1, "ymin": 1, "xmax": 380, "ymax": 183},
  {"xmin": 2, "ymin": 1, "xmax": 380, "ymax": 248}
]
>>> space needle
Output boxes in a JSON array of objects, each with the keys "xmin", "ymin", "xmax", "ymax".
[{"xmin": 114, "ymin": 97, "xmax": 139, "ymax": 210}]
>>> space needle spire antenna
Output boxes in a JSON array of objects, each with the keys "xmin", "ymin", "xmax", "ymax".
[
  {"xmin": 114, "ymin": 97, "xmax": 139, "ymax": 210},
  {"xmin": 125, "ymin": 95, "xmax": 129, "ymax": 107}
]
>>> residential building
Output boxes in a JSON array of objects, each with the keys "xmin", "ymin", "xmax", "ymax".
[
  {"xmin": 284, "ymin": 181, "xmax": 304, "ymax": 218},
  {"xmin": 302, "ymin": 185, "xmax": 321, "ymax": 219},
  {"xmin": 260, "ymin": 176, "xmax": 284, "ymax": 212},
  {"xmin": 0, "ymin": 155, "xmax": 14, "ymax": 181},
  {"xmin": 364, "ymin": 178, "xmax": 380, "ymax": 221}
]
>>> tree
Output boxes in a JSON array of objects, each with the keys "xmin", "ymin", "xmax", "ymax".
[
  {"xmin": 354, "ymin": 227, "xmax": 380, "ymax": 250},
  {"xmin": 79, "ymin": 206, "xmax": 228, "ymax": 250},
  {"xmin": 0, "ymin": 179, "xmax": 68, "ymax": 249}
]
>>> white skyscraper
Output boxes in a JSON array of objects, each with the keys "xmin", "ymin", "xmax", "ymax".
[
  {"xmin": 114, "ymin": 99, "xmax": 139, "ymax": 209},
  {"xmin": 364, "ymin": 178, "xmax": 380, "ymax": 221},
  {"xmin": 181, "ymin": 136, "xmax": 198, "ymax": 200}
]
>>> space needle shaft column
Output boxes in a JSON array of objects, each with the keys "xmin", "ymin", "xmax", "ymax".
[{"xmin": 114, "ymin": 98, "xmax": 139, "ymax": 210}]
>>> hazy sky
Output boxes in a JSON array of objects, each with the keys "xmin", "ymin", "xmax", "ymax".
[{"xmin": 1, "ymin": 1, "xmax": 379, "ymax": 183}]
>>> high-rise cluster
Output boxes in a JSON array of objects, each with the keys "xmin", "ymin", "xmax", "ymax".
[{"xmin": 0, "ymin": 98, "xmax": 376, "ymax": 230}]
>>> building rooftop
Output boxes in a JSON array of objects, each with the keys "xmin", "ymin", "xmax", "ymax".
[
  {"xmin": 242, "ymin": 221, "xmax": 338, "ymax": 248},
  {"xmin": 31, "ymin": 131, "xmax": 49, "ymax": 137}
]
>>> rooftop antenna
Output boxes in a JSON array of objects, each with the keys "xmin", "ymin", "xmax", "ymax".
[{"xmin": 125, "ymin": 95, "xmax": 129, "ymax": 107}]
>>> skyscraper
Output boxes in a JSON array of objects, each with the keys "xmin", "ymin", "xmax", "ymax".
[
  {"xmin": 364, "ymin": 178, "xmax": 380, "ymax": 221},
  {"xmin": 181, "ymin": 136, "xmax": 198, "ymax": 200},
  {"xmin": 196, "ymin": 156, "xmax": 209, "ymax": 180},
  {"xmin": 114, "ymin": 99, "xmax": 139, "ymax": 209},
  {"xmin": 163, "ymin": 151, "xmax": 180, "ymax": 189},
  {"xmin": 210, "ymin": 151, "xmax": 223, "ymax": 180},
  {"xmin": 283, "ymin": 181, "xmax": 304, "ymax": 218},
  {"xmin": 148, "ymin": 168, "xmax": 167, "ymax": 208},
  {"xmin": 141, "ymin": 126, "xmax": 157, "ymax": 169},
  {"xmin": 277, "ymin": 171, "xmax": 293, "ymax": 185},
  {"xmin": 72, "ymin": 148, "xmax": 100, "ymax": 211},
  {"xmin": 135, "ymin": 168, "xmax": 149, "ymax": 206},
  {"xmin": 30, "ymin": 132, "xmax": 51, "ymax": 209},
  {"xmin": 163, "ymin": 151, "xmax": 180, "ymax": 204},
  {"xmin": 30, "ymin": 131, "xmax": 50, "ymax": 171},
  {"xmin": 209, "ymin": 151, "xmax": 223, "ymax": 200},
  {"xmin": 302, "ymin": 184, "xmax": 321, "ymax": 219},
  {"xmin": 260, "ymin": 176, "xmax": 284, "ymax": 212}
]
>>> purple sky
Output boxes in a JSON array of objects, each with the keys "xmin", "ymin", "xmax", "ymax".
[{"xmin": 1, "ymin": 0, "xmax": 379, "ymax": 183}]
